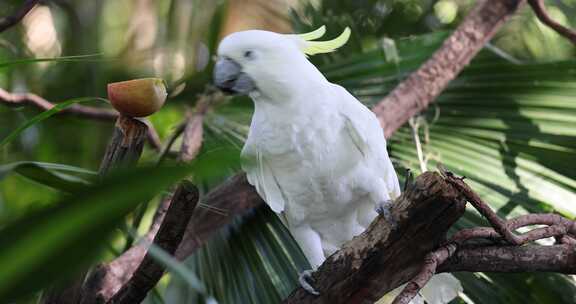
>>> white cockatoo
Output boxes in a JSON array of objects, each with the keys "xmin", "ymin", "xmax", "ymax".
[{"xmin": 214, "ymin": 26, "xmax": 461, "ymax": 303}]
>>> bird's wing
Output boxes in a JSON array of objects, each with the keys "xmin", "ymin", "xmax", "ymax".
[
  {"xmin": 334, "ymin": 84, "xmax": 401, "ymax": 199},
  {"xmin": 241, "ymin": 142, "xmax": 286, "ymax": 213}
]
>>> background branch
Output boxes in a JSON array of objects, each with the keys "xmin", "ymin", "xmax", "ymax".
[
  {"xmin": 440, "ymin": 244, "xmax": 576, "ymax": 273},
  {"xmin": 371, "ymin": 0, "xmax": 524, "ymax": 138},
  {"xmin": 0, "ymin": 88, "xmax": 162, "ymax": 151},
  {"xmin": 179, "ymin": 96, "xmax": 211, "ymax": 162},
  {"xmin": 0, "ymin": 0, "xmax": 40, "ymax": 33},
  {"xmin": 528, "ymin": 0, "xmax": 576, "ymax": 44}
]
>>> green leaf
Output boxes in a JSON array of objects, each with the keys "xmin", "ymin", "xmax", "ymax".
[
  {"xmin": 0, "ymin": 165, "xmax": 191, "ymax": 301},
  {"xmin": 0, "ymin": 97, "xmax": 109, "ymax": 148},
  {"xmin": 0, "ymin": 161, "xmax": 96, "ymax": 192},
  {"xmin": 0, "ymin": 54, "xmax": 108, "ymax": 69}
]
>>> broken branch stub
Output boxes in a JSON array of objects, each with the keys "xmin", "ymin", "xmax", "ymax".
[{"xmin": 98, "ymin": 115, "xmax": 148, "ymax": 176}]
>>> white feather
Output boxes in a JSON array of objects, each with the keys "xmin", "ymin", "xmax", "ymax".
[{"xmin": 242, "ymin": 80, "xmax": 399, "ymax": 269}]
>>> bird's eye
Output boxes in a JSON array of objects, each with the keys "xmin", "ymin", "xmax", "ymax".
[{"xmin": 243, "ymin": 50, "xmax": 255, "ymax": 60}]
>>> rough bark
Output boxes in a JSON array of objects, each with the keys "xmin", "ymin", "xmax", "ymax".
[
  {"xmin": 98, "ymin": 116, "xmax": 148, "ymax": 176},
  {"xmin": 389, "ymin": 171, "xmax": 576, "ymax": 304},
  {"xmin": 439, "ymin": 244, "xmax": 576, "ymax": 273},
  {"xmin": 371, "ymin": 0, "xmax": 525, "ymax": 138},
  {"xmin": 528, "ymin": 0, "xmax": 576, "ymax": 44},
  {"xmin": 283, "ymin": 172, "xmax": 466, "ymax": 304}
]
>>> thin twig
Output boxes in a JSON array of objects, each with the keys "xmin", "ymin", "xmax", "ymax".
[
  {"xmin": 444, "ymin": 171, "xmax": 523, "ymax": 245},
  {"xmin": 179, "ymin": 96, "xmax": 211, "ymax": 162},
  {"xmin": 507, "ymin": 213, "xmax": 576, "ymax": 234},
  {"xmin": 450, "ymin": 224, "xmax": 568, "ymax": 245},
  {"xmin": 439, "ymin": 244, "xmax": 576, "ymax": 273},
  {"xmin": 98, "ymin": 115, "xmax": 148, "ymax": 176},
  {"xmin": 0, "ymin": 0, "xmax": 40, "ymax": 33},
  {"xmin": 156, "ymin": 122, "xmax": 186, "ymax": 165},
  {"xmin": 0, "ymin": 88, "xmax": 117, "ymax": 120},
  {"xmin": 392, "ymin": 244, "xmax": 457, "ymax": 304},
  {"xmin": 0, "ymin": 88, "xmax": 162, "ymax": 151},
  {"xmin": 528, "ymin": 0, "xmax": 576, "ymax": 44},
  {"xmin": 372, "ymin": 0, "xmax": 525, "ymax": 137}
]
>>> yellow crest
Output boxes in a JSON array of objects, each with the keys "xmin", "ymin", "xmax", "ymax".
[{"xmin": 295, "ymin": 26, "xmax": 351, "ymax": 56}]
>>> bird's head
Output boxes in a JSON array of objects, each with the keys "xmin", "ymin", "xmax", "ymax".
[{"xmin": 214, "ymin": 26, "xmax": 350, "ymax": 100}]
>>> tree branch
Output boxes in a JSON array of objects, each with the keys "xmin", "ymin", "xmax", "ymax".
[
  {"xmin": 97, "ymin": 115, "xmax": 148, "ymax": 176},
  {"xmin": 440, "ymin": 244, "xmax": 576, "ymax": 273},
  {"xmin": 390, "ymin": 171, "xmax": 576, "ymax": 304},
  {"xmin": 107, "ymin": 183, "xmax": 199, "ymax": 304},
  {"xmin": 283, "ymin": 172, "xmax": 467, "ymax": 304},
  {"xmin": 0, "ymin": 88, "xmax": 162, "ymax": 151},
  {"xmin": 528, "ymin": 0, "xmax": 576, "ymax": 44},
  {"xmin": 0, "ymin": 0, "xmax": 40, "ymax": 33},
  {"xmin": 372, "ymin": 0, "xmax": 525, "ymax": 138},
  {"xmin": 279, "ymin": 168, "xmax": 576, "ymax": 304},
  {"xmin": 392, "ymin": 244, "xmax": 457, "ymax": 304},
  {"xmin": 73, "ymin": 196, "xmax": 171, "ymax": 304}
]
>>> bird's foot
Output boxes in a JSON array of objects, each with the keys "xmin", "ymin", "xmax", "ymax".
[
  {"xmin": 375, "ymin": 200, "xmax": 397, "ymax": 228},
  {"xmin": 298, "ymin": 269, "xmax": 320, "ymax": 296}
]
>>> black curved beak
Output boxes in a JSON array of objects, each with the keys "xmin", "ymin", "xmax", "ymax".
[{"xmin": 213, "ymin": 58, "xmax": 256, "ymax": 95}]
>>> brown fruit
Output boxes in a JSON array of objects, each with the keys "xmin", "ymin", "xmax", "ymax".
[{"xmin": 107, "ymin": 78, "xmax": 167, "ymax": 117}]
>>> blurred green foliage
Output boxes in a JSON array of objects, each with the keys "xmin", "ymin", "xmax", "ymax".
[{"xmin": 0, "ymin": 0, "xmax": 575, "ymax": 303}]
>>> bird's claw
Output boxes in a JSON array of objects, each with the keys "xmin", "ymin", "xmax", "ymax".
[
  {"xmin": 299, "ymin": 269, "xmax": 320, "ymax": 296},
  {"xmin": 375, "ymin": 200, "xmax": 397, "ymax": 228}
]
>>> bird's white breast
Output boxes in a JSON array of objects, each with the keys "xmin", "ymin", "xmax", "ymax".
[{"xmin": 247, "ymin": 95, "xmax": 368, "ymax": 225}]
